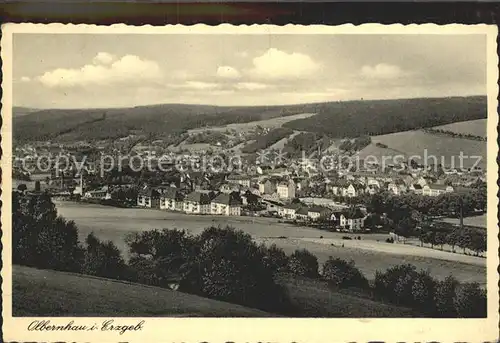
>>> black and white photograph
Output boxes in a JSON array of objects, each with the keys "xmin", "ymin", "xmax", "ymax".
[{"xmin": 2, "ymin": 23, "xmax": 498, "ymax": 342}]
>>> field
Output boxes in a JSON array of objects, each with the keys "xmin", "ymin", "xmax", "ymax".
[
  {"xmin": 54, "ymin": 201, "xmax": 486, "ymax": 286},
  {"xmin": 188, "ymin": 113, "xmax": 317, "ymax": 134},
  {"xmin": 436, "ymin": 213, "xmax": 487, "ymax": 228},
  {"xmin": 369, "ymin": 130, "xmax": 486, "ymax": 169},
  {"xmin": 13, "ymin": 265, "xmax": 270, "ymax": 317},
  {"xmin": 433, "ymin": 119, "xmax": 487, "ymax": 138}
]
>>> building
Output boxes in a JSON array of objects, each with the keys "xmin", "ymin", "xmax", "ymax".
[
  {"xmin": 211, "ymin": 193, "xmax": 242, "ymax": 216},
  {"xmin": 409, "ymin": 183, "xmax": 423, "ymax": 195},
  {"xmin": 137, "ymin": 188, "xmax": 160, "ymax": 208},
  {"xmin": 226, "ymin": 174, "xmax": 251, "ymax": 188},
  {"xmin": 159, "ymin": 187, "xmax": 184, "ymax": 211},
  {"xmin": 279, "ymin": 203, "xmax": 301, "ymax": 219},
  {"xmin": 330, "ymin": 208, "xmax": 366, "ymax": 232},
  {"xmin": 307, "ymin": 206, "xmax": 332, "ymax": 221},
  {"xmin": 183, "ymin": 191, "xmax": 211, "ymax": 214},
  {"xmin": 258, "ymin": 179, "xmax": 277, "ymax": 195},
  {"xmin": 296, "ymin": 207, "xmax": 310, "ymax": 221},
  {"xmin": 277, "ymin": 179, "xmax": 296, "ymax": 199},
  {"xmin": 422, "ymin": 184, "xmax": 454, "ymax": 197},
  {"xmin": 387, "ymin": 181, "xmax": 407, "ymax": 195},
  {"xmin": 84, "ymin": 186, "xmax": 112, "ymax": 200}
]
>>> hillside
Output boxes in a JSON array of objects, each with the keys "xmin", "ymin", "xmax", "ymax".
[
  {"xmin": 282, "ymin": 96, "xmax": 487, "ymax": 138},
  {"xmin": 13, "ymin": 103, "xmax": 325, "ymax": 143},
  {"xmin": 13, "ymin": 265, "xmax": 271, "ymax": 317},
  {"xmin": 14, "ymin": 96, "xmax": 487, "ymax": 143},
  {"xmin": 365, "ymin": 130, "xmax": 487, "ymax": 169},
  {"xmin": 432, "ymin": 119, "xmax": 487, "ymax": 138}
]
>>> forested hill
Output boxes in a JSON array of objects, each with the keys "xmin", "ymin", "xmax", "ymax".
[
  {"xmin": 14, "ymin": 96, "xmax": 487, "ymax": 142},
  {"xmin": 282, "ymin": 96, "xmax": 487, "ymax": 138},
  {"xmin": 13, "ymin": 103, "xmax": 325, "ymax": 143}
]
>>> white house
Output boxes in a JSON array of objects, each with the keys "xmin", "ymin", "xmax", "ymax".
[
  {"xmin": 210, "ymin": 193, "xmax": 242, "ymax": 216},
  {"xmin": 183, "ymin": 191, "xmax": 211, "ymax": 214},
  {"xmin": 277, "ymin": 180, "xmax": 296, "ymax": 200},
  {"xmin": 137, "ymin": 188, "xmax": 160, "ymax": 208},
  {"xmin": 279, "ymin": 203, "xmax": 301, "ymax": 219},
  {"xmin": 422, "ymin": 184, "xmax": 454, "ymax": 197},
  {"xmin": 159, "ymin": 187, "xmax": 184, "ymax": 211}
]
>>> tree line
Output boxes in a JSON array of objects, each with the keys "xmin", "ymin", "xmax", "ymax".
[
  {"xmin": 12, "ymin": 192, "xmax": 486, "ymax": 317},
  {"xmin": 423, "ymin": 128, "xmax": 486, "ymax": 141}
]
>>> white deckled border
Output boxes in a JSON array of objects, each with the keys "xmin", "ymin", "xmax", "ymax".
[{"xmin": 1, "ymin": 23, "xmax": 498, "ymax": 343}]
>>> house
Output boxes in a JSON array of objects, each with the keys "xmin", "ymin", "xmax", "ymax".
[
  {"xmin": 84, "ymin": 186, "xmax": 112, "ymax": 200},
  {"xmin": 211, "ymin": 193, "xmax": 242, "ymax": 216},
  {"xmin": 409, "ymin": 183, "xmax": 423, "ymax": 195},
  {"xmin": 345, "ymin": 183, "xmax": 364, "ymax": 198},
  {"xmin": 159, "ymin": 187, "xmax": 184, "ymax": 211},
  {"xmin": 365, "ymin": 184, "xmax": 379, "ymax": 195},
  {"xmin": 279, "ymin": 203, "xmax": 301, "ymax": 219},
  {"xmin": 307, "ymin": 206, "xmax": 332, "ymax": 221},
  {"xmin": 226, "ymin": 174, "xmax": 251, "ymax": 188},
  {"xmin": 137, "ymin": 188, "xmax": 160, "ymax": 208},
  {"xmin": 258, "ymin": 179, "xmax": 277, "ymax": 195},
  {"xmin": 277, "ymin": 179, "xmax": 296, "ymax": 200},
  {"xmin": 262, "ymin": 199, "xmax": 284, "ymax": 213},
  {"xmin": 387, "ymin": 180, "xmax": 407, "ymax": 195},
  {"xmin": 183, "ymin": 191, "xmax": 211, "ymax": 214},
  {"xmin": 296, "ymin": 207, "xmax": 310, "ymax": 221},
  {"xmin": 422, "ymin": 184, "xmax": 454, "ymax": 197},
  {"xmin": 220, "ymin": 183, "xmax": 241, "ymax": 194},
  {"xmin": 344, "ymin": 208, "xmax": 366, "ymax": 232}
]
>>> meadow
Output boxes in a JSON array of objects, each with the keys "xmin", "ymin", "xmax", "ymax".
[
  {"xmin": 369, "ymin": 130, "xmax": 486, "ymax": 169},
  {"xmin": 54, "ymin": 201, "xmax": 487, "ymax": 286},
  {"xmin": 433, "ymin": 119, "xmax": 487, "ymax": 138},
  {"xmin": 13, "ymin": 265, "xmax": 270, "ymax": 317}
]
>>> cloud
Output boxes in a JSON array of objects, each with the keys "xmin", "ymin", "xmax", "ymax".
[
  {"xmin": 20, "ymin": 76, "xmax": 31, "ymax": 82},
  {"xmin": 93, "ymin": 52, "xmax": 115, "ymax": 65},
  {"xmin": 37, "ymin": 54, "xmax": 162, "ymax": 88},
  {"xmin": 236, "ymin": 51, "xmax": 249, "ymax": 58},
  {"xmin": 247, "ymin": 48, "xmax": 321, "ymax": 80},
  {"xmin": 172, "ymin": 81, "xmax": 220, "ymax": 90},
  {"xmin": 234, "ymin": 82, "xmax": 269, "ymax": 91},
  {"xmin": 360, "ymin": 63, "xmax": 409, "ymax": 80},
  {"xmin": 216, "ymin": 66, "xmax": 241, "ymax": 79}
]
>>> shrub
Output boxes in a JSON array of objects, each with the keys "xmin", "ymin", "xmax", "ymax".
[
  {"xmin": 453, "ymin": 282, "xmax": 487, "ymax": 318},
  {"xmin": 82, "ymin": 233, "xmax": 129, "ymax": 280},
  {"xmin": 435, "ymin": 275, "xmax": 459, "ymax": 317},
  {"xmin": 385, "ymin": 238, "xmax": 394, "ymax": 243},
  {"xmin": 288, "ymin": 249, "xmax": 319, "ymax": 278},
  {"xmin": 184, "ymin": 226, "xmax": 292, "ymax": 313},
  {"xmin": 12, "ymin": 193, "xmax": 83, "ymax": 272},
  {"xmin": 261, "ymin": 244, "xmax": 289, "ymax": 274},
  {"xmin": 411, "ymin": 270, "xmax": 437, "ymax": 313},
  {"xmin": 374, "ymin": 264, "xmax": 418, "ymax": 305},
  {"xmin": 322, "ymin": 257, "xmax": 369, "ymax": 289},
  {"xmin": 342, "ymin": 236, "xmax": 352, "ymax": 240}
]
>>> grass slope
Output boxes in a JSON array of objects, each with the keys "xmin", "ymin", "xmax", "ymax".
[
  {"xmin": 277, "ymin": 274, "xmax": 417, "ymax": 317},
  {"xmin": 13, "ymin": 265, "xmax": 271, "ymax": 317},
  {"xmin": 283, "ymin": 96, "xmax": 486, "ymax": 137},
  {"xmin": 432, "ymin": 119, "xmax": 487, "ymax": 138},
  {"xmin": 369, "ymin": 130, "xmax": 486, "ymax": 169}
]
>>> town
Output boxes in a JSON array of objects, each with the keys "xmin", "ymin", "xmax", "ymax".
[{"xmin": 13, "ymin": 133, "xmax": 487, "ymax": 238}]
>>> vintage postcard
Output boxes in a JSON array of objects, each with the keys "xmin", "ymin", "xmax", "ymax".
[{"xmin": 1, "ymin": 23, "xmax": 499, "ymax": 342}]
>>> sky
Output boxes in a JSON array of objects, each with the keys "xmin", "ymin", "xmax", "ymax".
[{"xmin": 13, "ymin": 33, "xmax": 487, "ymax": 109}]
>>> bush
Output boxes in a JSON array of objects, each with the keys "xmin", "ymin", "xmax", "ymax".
[
  {"xmin": 385, "ymin": 238, "xmax": 394, "ymax": 243},
  {"xmin": 342, "ymin": 236, "xmax": 352, "ymax": 240},
  {"xmin": 82, "ymin": 233, "xmax": 129, "ymax": 280},
  {"xmin": 374, "ymin": 264, "xmax": 418, "ymax": 305},
  {"xmin": 261, "ymin": 244, "xmax": 289, "ymax": 274},
  {"xmin": 288, "ymin": 249, "xmax": 319, "ymax": 278},
  {"xmin": 184, "ymin": 226, "xmax": 293, "ymax": 313},
  {"xmin": 322, "ymin": 257, "xmax": 369, "ymax": 289},
  {"xmin": 410, "ymin": 270, "xmax": 437, "ymax": 313},
  {"xmin": 125, "ymin": 229, "xmax": 197, "ymax": 288},
  {"xmin": 435, "ymin": 275, "xmax": 459, "ymax": 317},
  {"xmin": 12, "ymin": 193, "xmax": 83, "ymax": 272},
  {"xmin": 453, "ymin": 282, "xmax": 487, "ymax": 318}
]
